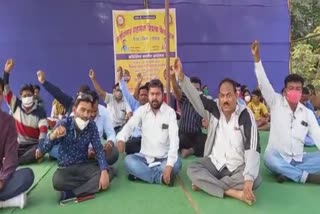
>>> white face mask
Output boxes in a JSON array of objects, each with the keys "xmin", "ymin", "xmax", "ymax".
[
  {"xmin": 75, "ymin": 117, "xmax": 90, "ymax": 130},
  {"xmin": 21, "ymin": 96, "xmax": 34, "ymax": 108},
  {"xmin": 244, "ymin": 95, "xmax": 251, "ymax": 102}
]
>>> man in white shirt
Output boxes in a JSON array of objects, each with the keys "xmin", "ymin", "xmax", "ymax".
[
  {"xmin": 251, "ymin": 40, "xmax": 320, "ymax": 184},
  {"xmin": 175, "ymin": 58, "xmax": 261, "ymax": 205},
  {"xmin": 117, "ymin": 79, "xmax": 181, "ymax": 187},
  {"xmin": 89, "ymin": 69, "xmax": 132, "ymax": 133}
]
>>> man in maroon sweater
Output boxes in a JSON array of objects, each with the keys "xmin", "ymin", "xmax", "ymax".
[{"xmin": 0, "ymin": 77, "xmax": 34, "ymax": 209}]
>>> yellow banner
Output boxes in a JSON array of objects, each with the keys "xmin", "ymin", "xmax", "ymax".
[{"xmin": 112, "ymin": 9, "xmax": 177, "ymax": 93}]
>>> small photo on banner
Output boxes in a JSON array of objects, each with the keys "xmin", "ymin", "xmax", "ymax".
[{"xmin": 112, "ymin": 8, "xmax": 177, "ymax": 93}]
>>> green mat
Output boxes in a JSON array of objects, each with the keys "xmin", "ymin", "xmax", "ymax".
[
  {"xmin": 20, "ymin": 158, "xmax": 56, "ymax": 191},
  {"xmin": 10, "ymin": 161, "xmax": 194, "ymax": 214},
  {"xmin": 3, "ymin": 132, "xmax": 320, "ymax": 214},
  {"xmin": 178, "ymin": 131, "xmax": 319, "ymax": 214}
]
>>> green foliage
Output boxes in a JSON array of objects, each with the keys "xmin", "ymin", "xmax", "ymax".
[{"xmin": 291, "ymin": 0, "xmax": 320, "ymax": 88}]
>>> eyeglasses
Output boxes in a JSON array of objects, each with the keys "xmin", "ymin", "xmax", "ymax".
[{"xmin": 76, "ymin": 92, "xmax": 93, "ymax": 102}]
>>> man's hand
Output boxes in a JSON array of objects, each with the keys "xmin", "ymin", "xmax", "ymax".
[
  {"xmin": 174, "ymin": 58, "xmax": 184, "ymax": 81},
  {"xmin": 37, "ymin": 70, "xmax": 46, "ymax": 84},
  {"xmin": 98, "ymin": 170, "xmax": 110, "ymax": 190},
  {"xmin": 162, "ymin": 166, "xmax": 173, "ymax": 185},
  {"xmin": 136, "ymin": 73, "xmax": 143, "ymax": 84},
  {"xmin": 50, "ymin": 125, "xmax": 66, "ymax": 140},
  {"xmin": 243, "ymin": 180, "xmax": 256, "ymax": 203},
  {"xmin": 202, "ymin": 118, "xmax": 209, "ymax": 128},
  {"xmin": 116, "ymin": 66, "xmax": 123, "ymax": 82},
  {"xmin": 88, "ymin": 147, "xmax": 96, "ymax": 159},
  {"xmin": 251, "ymin": 40, "xmax": 261, "ymax": 62},
  {"xmin": 117, "ymin": 140, "xmax": 125, "ymax": 153},
  {"xmin": 0, "ymin": 180, "xmax": 4, "ymax": 190},
  {"xmin": 104, "ymin": 141, "xmax": 114, "ymax": 156},
  {"xmin": 4, "ymin": 59, "xmax": 15, "ymax": 73},
  {"xmin": 89, "ymin": 69, "xmax": 95, "ymax": 80},
  {"xmin": 35, "ymin": 148, "xmax": 43, "ymax": 160}
]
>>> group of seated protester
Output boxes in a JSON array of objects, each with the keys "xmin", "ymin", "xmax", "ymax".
[{"xmin": 1, "ymin": 40, "xmax": 320, "ymax": 209}]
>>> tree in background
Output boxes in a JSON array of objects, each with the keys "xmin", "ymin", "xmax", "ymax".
[{"xmin": 291, "ymin": 0, "xmax": 320, "ymax": 88}]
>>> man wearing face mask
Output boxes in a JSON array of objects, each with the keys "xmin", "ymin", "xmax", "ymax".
[
  {"xmin": 2, "ymin": 59, "xmax": 48, "ymax": 165},
  {"xmin": 252, "ymin": 40, "xmax": 320, "ymax": 184},
  {"xmin": 117, "ymin": 79, "xmax": 182, "ymax": 186},
  {"xmin": 175, "ymin": 58, "xmax": 261, "ymax": 205},
  {"xmin": 35, "ymin": 93, "xmax": 114, "ymax": 204},
  {"xmin": 89, "ymin": 69, "xmax": 132, "ymax": 133}
]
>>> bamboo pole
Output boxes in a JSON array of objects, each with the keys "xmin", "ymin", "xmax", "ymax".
[{"xmin": 165, "ymin": 0, "xmax": 171, "ymax": 105}]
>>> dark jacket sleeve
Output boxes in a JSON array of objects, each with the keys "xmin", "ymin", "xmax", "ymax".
[
  {"xmin": 42, "ymin": 80, "xmax": 74, "ymax": 112},
  {"xmin": 239, "ymin": 108, "xmax": 260, "ymax": 181}
]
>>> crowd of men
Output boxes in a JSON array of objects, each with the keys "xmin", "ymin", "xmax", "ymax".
[{"xmin": 1, "ymin": 40, "xmax": 320, "ymax": 209}]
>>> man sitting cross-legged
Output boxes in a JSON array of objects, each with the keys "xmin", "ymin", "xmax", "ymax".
[
  {"xmin": 252, "ymin": 40, "xmax": 320, "ymax": 184},
  {"xmin": 3, "ymin": 59, "xmax": 48, "ymax": 165},
  {"xmin": 117, "ymin": 79, "xmax": 182, "ymax": 186},
  {"xmin": 174, "ymin": 58, "xmax": 261, "ymax": 205},
  {"xmin": 35, "ymin": 93, "xmax": 114, "ymax": 204}
]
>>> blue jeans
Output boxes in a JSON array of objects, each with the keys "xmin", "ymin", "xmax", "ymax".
[
  {"xmin": 264, "ymin": 149, "xmax": 320, "ymax": 183},
  {"xmin": 49, "ymin": 145, "xmax": 60, "ymax": 159},
  {"xmin": 304, "ymin": 135, "xmax": 315, "ymax": 147},
  {"xmin": 0, "ymin": 168, "xmax": 34, "ymax": 201},
  {"xmin": 124, "ymin": 154, "xmax": 182, "ymax": 184}
]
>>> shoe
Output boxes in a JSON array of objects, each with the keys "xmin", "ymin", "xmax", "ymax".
[
  {"xmin": 1, "ymin": 193, "xmax": 27, "ymax": 209},
  {"xmin": 276, "ymin": 175, "xmax": 288, "ymax": 183},
  {"xmin": 128, "ymin": 174, "xmax": 138, "ymax": 181},
  {"xmin": 59, "ymin": 191, "xmax": 76, "ymax": 204}
]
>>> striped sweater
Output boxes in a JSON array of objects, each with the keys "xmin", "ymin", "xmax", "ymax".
[{"xmin": 3, "ymin": 76, "xmax": 48, "ymax": 145}]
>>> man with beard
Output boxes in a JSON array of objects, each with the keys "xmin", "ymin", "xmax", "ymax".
[
  {"xmin": 89, "ymin": 69, "xmax": 132, "ymax": 133},
  {"xmin": 116, "ymin": 67, "xmax": 148, "ymax": 154},
  {"xmin": 35, "ymin": 93, "xmax": 114, "ymax": 204},
  {"xmin": 116, "ymin": 79, "xmax": 181, "ymax": 186},
  {"xmin": 174, "ymin": 58, "xmax": 261, "ymax": 205},
  {"xmin": 3, "ymin": 59, "xmax": 48, "ymax": 165}
]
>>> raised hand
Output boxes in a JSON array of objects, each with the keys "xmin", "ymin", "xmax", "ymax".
[
  {"xmin": 251, "ymin": 40, "xmax": 261, "ymax": 62},
  {"xmin": 116, "ymin": 66, "xmax": 123, "ymax": 82},
  {"xmin": 89, "ymin": 69, "xmax": 95, "ymax": 80},
  {"xmin": 4, "ymin": 59, "xmax": 15, "ymax": 73},
  {"xmin": 136, "ymin": 73, "xmax": 143, "ymax": 84},
  {"xmin": 37, "ymin": 70, "xmax": 46, "ymax": 84},
  {"xmin": 174, "ymin": 58, "xmax": 184, "ymax": 81}
]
